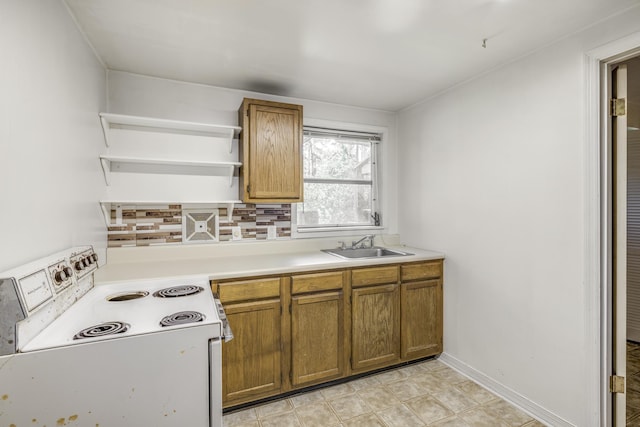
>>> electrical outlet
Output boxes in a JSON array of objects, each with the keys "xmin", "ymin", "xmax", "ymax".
[
  {"xmin": 231, "ymin": 226, "xmax": 242, "ymax": 241},
  {"xmin": 267, "ymin": 225, "xmax": 276, "ymax": 240}
]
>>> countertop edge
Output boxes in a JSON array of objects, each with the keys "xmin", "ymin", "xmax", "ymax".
[{"xmin": 94, "ymin": 246, "xmax": 445, "ymax": 285}]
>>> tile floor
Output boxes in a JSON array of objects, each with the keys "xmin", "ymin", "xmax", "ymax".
[
  {"xmin": 628, "ymin": 341, "xmax": 640, "ymax": 425},
  {"xmin": 223, "ymin": 358, "xmax": 546, "ymax": 427}
]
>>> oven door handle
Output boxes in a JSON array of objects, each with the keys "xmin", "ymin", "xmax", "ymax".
[{"xmin": 213, "ymin": 296, "xmax": 233, "ymax": 342}]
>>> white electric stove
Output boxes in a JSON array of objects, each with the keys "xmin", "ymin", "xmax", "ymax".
[{"xmin": 0, "ymin": 247, "xmax": 226, "ymax": 427}]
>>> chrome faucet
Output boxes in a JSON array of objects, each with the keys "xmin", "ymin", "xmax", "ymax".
[{"xmin": 351, "ymin": 234, "xmax": 375, "ymax": 249}]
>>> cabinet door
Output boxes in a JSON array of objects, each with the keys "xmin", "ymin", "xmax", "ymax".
[
  {"xmin": 247, "ymin": 102, "xmax": 302, "ymax": 201},
  {"xmin": 291, "ymin": 291, "xmax": 344, "ymax": 387},
  {"xmin": 351, "ymin": 284, "xmax": 400, "ymax": 371},
  {"xmin": 401, "ymin": 279, "xmax": 443, "ymax": 360},
  {"xmin": 222, "ymin": 299, "xmax": 281, "ymax": 406}
]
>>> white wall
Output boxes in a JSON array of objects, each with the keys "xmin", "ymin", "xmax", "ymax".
[
  {"xmin": 0, "ymin": 1, "xmax": 107, "ymax": 272},
  {"xmin": 107, "ymin": 71, "xmax": 399, "ymax": 235},
  {"xmin": 398, "ymin": 8, "xmax": 640, "ymax": 426}
]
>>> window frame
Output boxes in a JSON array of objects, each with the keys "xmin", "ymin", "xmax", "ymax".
[{"xmin": 292, "ymin": 118, "xmax": 387, "ymax": 238}]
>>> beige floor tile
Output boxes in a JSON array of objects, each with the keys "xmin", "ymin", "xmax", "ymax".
[
  {"xmin": 630, "ymin": 341, "xmax": 640, "ymax": 425},
  {"xmin": 628, "ymin": 410, "xmax": 640, "ymax": 426},
  {"xmin": 321, "ymin": 383, "xmax": 357, "ymax": 400},
  {"xmin": 375, "ymin": 368, "xmax": 410, "ymax": 384},
  {"xmin": 256, "ymin": 399, "xmax": 294, "ymax": 418},
  {"xmin": 221, "ymin": 359, "xmax": 545, "ymax": 427},
  {"xmin": 522, "ymin": 420, "xmax": 548, "ymax": 427},
  {"xmin": 260, "ymin": 411, "xmax": 302, "ymax": 427},
  {"xmin": 405, "ymin": 395, "xmax": 455, "ymax": 424},
  {"xmin": 223, "ymin": 408, "xmax": 258, "ymax": 426},
  {"xmin": 459, "ymin": 407, "xmax": 511, "ymax": 427},
  {"xmin": 429, "ymin": 415, "xmax": 473, "ymax": 427},
  {"xmin": 482, "ymin": 399, "xmax": 533, "ymax": 427},
  {"xmin": 376, "ymin": 403, "xmax": 426, "ymax": 427},
  {"xmin": 629, "ymin": 357, "xmax": 640, "ymax": 377},
  {"xmin": 422, "ymin": 359, "xmax": 449, "ymax": 371},
  {"xmin": 329, "ymin": 393, "xmax": 373, "ymax": 421},
  {"xmin": 432, "ymin": 367, "xmax": 469, "ymax": 385},
  {"xmin": 411, "ymin": 371, "xmax": 457, "ymax": 394},
  {"xmin": 291, "ymin": 390, "xmax": 326, "ymax": 408},
  {"xmin": 341, "ymin": 413, "xmax": 386, "ymax": 427},
  {"xmin": 628, "ymin": 373, "xmax": 640, "ymax": 393},
  {"xmin": 401, "ymin": 362, "xmax": 430, "ymax": 376},
  {"xmin": 454, "ymin": 380, "xmax": 497, "ymax": 404},
  {"xmin": 227, "ymin": 421, "xmax": 259, "ymax": 427},
  {"xmin": 386, "ymin": 378, "xmax": 431, "ymax": 401},
  {"xmin": 295, "ymin": 401, "xmax": 340, "ymax": 427},
  {"xmin": 349, "ymin": 375, "xmax": 382, "ymax": 391},
  {"xmin": 431, "ymin": 387, "xmax": 479, "ymax": 413},
  {"xmin": 357, "ymin": 385, "xmax": 401, "ymax": 411},
  {"xmin": 629, "ymin": 384, "xmax": 640, "ymax": 411}
]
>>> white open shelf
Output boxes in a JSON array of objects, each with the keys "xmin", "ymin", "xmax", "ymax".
[
  {"xmin": 98, "ymin": 112, "xmax": 244, "ymax": 227},
  {"xmin": 99, "ymin": 155, "xmax": 241, "ymax": 186},
  {"xmin": 99, "ymin": 112, "xmax": 241, "ymax": 152},
  {"xmin": 100, "ymin": 200, "xmax": 242, "ymax": 227}
]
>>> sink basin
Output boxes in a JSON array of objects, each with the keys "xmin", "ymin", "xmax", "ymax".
[{"xmin": 322, "ymin": 246, "xmax": 413, "ymax": 259}]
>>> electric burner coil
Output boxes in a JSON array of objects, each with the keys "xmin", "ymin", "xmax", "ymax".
[
  {"xmin": 160, "ymin": 311, "xmax": 205, "ymax": 327},
  {"xmin": 73, "ymin": 321, "xmax": 130, "ymax": 340},
  {"xmin": 152, "ymin": 285, "xmax": 204, "ymax": 298}
]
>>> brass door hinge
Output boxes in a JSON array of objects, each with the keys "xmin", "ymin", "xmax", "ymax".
[
  {"xmin": 610, "ymin": 98, "xmax": 627, "ymax": 117},
  {"xmin": 610, "ymin": 375, "xmax": 625, "ymax": 393}
]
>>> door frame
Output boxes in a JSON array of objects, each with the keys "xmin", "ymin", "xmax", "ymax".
[{"xmin": 585, "ymin": 32, "xmax": 640, "ymax": 426}]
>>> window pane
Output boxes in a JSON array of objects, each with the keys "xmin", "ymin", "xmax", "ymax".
[
  {"xmin": 297, "ymin": 182, "xmax": 372, "ymax": 226},
  {"xmin": 303, "ymin": 137, "xmax": 371, "ymax": 180}
]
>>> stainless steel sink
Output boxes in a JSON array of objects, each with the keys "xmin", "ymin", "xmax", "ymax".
[{"xmin": 322, "ymin": 246, "xmax": 413, "ymax": 259}]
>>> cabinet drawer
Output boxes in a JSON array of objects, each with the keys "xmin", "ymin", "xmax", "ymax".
[
  {"xmin": 291, "ymin": 271, "xmax": 344, "ymax": 295},
  {"xmin": 216, "ymin": 278, "xmax": 281, "ymax": 303},
  {"xmin": 352, "ymin": 266, "xmax": 399, "ymax": 288},
  {"xmin": 401, "ymin": 261, "xmax": 442, "ymax": 282}
]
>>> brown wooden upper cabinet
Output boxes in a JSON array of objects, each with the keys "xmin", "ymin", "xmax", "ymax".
[{"xmin": 238, "ymin": 98, "xmax": 303, "ymax": 203}]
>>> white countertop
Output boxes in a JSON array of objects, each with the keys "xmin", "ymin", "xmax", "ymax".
[{"xmin": 94, "ymin": 242, "xmax": 445, "ymax": 285}]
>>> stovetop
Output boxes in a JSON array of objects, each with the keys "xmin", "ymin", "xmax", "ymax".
[{"xmin": 20, "ymin": 276, "xmax": 221, "ymax": 352}]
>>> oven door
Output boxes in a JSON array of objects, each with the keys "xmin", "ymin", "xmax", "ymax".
[{"xmin": 209, "ymin": 338, "xmax": 223, "ymax": 427}]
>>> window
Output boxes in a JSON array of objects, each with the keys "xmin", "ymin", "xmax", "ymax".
[{"xmin": 296, "ymin": 126, "xmax": 381, "ymax": 231}]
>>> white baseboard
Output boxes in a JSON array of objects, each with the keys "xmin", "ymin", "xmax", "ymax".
[{"xmin": 437, "ymin": 352, "xmax": 575, "ymax": 427}]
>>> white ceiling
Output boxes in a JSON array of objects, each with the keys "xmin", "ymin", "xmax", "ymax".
[{"xmin": 65, "ymin": 0, "xmax": 640, "ymax": 111}]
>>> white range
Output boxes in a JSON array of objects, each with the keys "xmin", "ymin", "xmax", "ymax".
[{"xmin": 0, "ymin": 246, "xmax": 226, "ymax": 427}]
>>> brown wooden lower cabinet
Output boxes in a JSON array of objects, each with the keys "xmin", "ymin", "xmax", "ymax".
[
  {"xmin": 217, "ymin": 259, "xmax": 443, "ymax": 409},
  {"xmin": 351, "ymin": 283, "xmax": 401, "ymax": 372},
  {"xmin": 221, "ymin": 298, "xmax": 282, "ymax": 406},
  {"xmin": 291, "ymin": 291, "xmax": 344, "ymax": 386},
  {"xmin": 401, "ymin": 279, "xmax": 443, "ymax": 360}
]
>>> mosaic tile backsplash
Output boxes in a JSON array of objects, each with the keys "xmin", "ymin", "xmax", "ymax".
[{"xmin": 107, "ymin": 204, "xmax": 291, "ymax": 248}]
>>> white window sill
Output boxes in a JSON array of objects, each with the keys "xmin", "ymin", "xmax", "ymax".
[{"xmin": 293, "ymin": 225, "xmax": 385, "ymax": 239}]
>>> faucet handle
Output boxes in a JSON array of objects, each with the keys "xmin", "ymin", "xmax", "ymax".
[{"xmin": 338, "ymin": 241, "xmax": 347, "ymax": 250}]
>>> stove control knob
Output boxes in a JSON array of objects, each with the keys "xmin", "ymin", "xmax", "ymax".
[
  {"xmin": 54, "ymin": 269, "xmax": 67, "ymax": 284},
  {"xmin": 63, "ymin": 266, "xmax": 73, "ymax": 277},
  {"xmin": 75, "ymin": 260, "xmax": 85, "ymax": 271},
  {"xmin": 85, "ymin": 256, "xmax": 94, "ymax": 265},
  {"xmin": 91, "ymin": 253, "xmax": 98, "ymax": 263},
  {"xmin": 82, "ymin": 257, "xmax": 90, "ymax": 267}
]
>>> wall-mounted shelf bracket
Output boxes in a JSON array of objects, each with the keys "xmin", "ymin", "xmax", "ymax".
[{"xmin": 100, "ymin": 157, "xmax": 111, "ymax": 186}]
